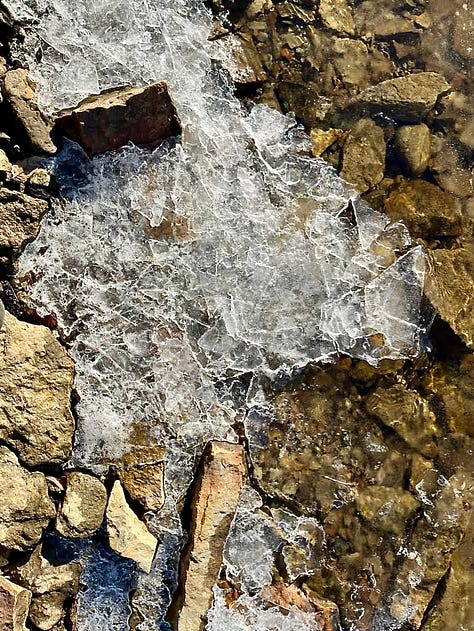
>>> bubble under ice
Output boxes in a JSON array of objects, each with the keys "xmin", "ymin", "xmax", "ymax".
[{"xmin": 14, "ymin": 0, "xmax": 427, "ymax": 628}]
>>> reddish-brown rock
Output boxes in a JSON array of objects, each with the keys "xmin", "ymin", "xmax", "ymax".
[
  {"xmin": 0, "ymin": 576, "xmax": 31, "ymax": 631},
  {"xmin": 54, "ymin": 82, "xmax": 181, "ymax": 156}
]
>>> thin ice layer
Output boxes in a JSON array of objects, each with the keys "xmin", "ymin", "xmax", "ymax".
[{"xmin": 14, "ymin": 0, "xmax": 428, "ymax": 628}]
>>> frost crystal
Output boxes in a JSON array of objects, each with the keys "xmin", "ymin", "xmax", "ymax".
[{"xmin": 15, "ymin": 0, "xmax": 428, "ymax": 628}]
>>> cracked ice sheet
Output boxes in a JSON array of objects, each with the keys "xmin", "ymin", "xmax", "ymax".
[{"xmin": 14, "ymin": 0, "xmax": 427, "ymax": 628}]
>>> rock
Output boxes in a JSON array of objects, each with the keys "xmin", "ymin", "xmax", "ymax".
[
  {"xmin": 0, "ymin": 447, "xmax": 56, "ymax": 550},
  {"xmin": 116, "ymin": 444, "xmax": 165, "ymax": 513},
  {"xmin": 169, "ymin": 441, "xmax": 246, "ymax": 631},
  {"xmin": 1, "ymin": 69, "xmax": 56, "ymax": 155},
  {"xmin": 430, "ymin": 135, "xmax": 474, "ymax": 198},
  {"xmin": 354, "ymin": 72, "xmax": 451, "ymax": 122},
  {"xmin": 355, "ymin": 486, "xmax": 419, "ymax": 535},
  {"xmin": 214, "ymin": 32, "xmax": 266, "ymax": 85},
  {"xmin": 452, "ymin": 1, "xmax": 474, "ymax": 61},
  {"xmin": 310, "ymin": 128, "xmax": 343, "ymax": 157},
  {"xmin": 424, "ymin": 248, "xmax": 474, "ymax": 349},
  {"xmin": 422, "ymin": 514, "xmax": 474, "ymax": 630},
  {"xmin": 14, "ymin": 545, "xmax": 81, "ymax": 630},
  {"xmin": 0, "ymin": 188, "xmax": 48, "ymax": 258},
  {"xmin": 365, "ymin": 384, "xmax": 439, "ymax": 458},
  {"xmin": 340, "ymin": 119, "xmax": 385, "ymax": 193},
  {"xmin": 26, "ymin": 168, "xmax": 51, "ymax": 190},
  {"xmin": 106, "ymin": 480, "xmax": 157, "ymax": 573},
  {"xmin": 383, "ymin": 179, "xmax": 464, "ymax": 240},
  {"xmin": 0, "ymin": 576, "xmax": 31, "ymax": 631},
  {"xmin": 0, "ymin": 148, "xmax": 11, "ymax": 172},
  {"xmin": 331, "ymin": 38, "xmax": 368, "ymax": 90},
  {"xmin": 0, "ymin": 311, "xmax": 75, "ymax": 467},
  {"xmin": 395, "ymin": 124, "xmax": 431, "ymax": 176},
  {"xmin": 56, "ymin": 472, "xmax": 107, "ymax": 538},
  {"xmin": 54, "ymin": 82, "xmax": 181, "ymax": 157},
  {"xmin": 318, "ymin": 0, "xmax": 355, "ymax": 35}
]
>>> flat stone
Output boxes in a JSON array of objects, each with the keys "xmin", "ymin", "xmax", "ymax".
[
  {"xmin": 331, "ymin": 38, "xmax": 368, "ymax": 90},
  {"xmin": 365, "ymin": 384, "xmax": 439, "ymax": 458},
  {"xmin": 1, "ymin": 69, "xmax": 56, "ymax": 155},
  {"xmin": 0, "ymin": 188, "xmax": 48, "ymax": 257},
  {"xmin": 340, "ymin": 118, "xmax": 385, "ymax": 193},
  {"xmin": 0, "ymin": 447, "xmax": 56, "ymax": 550},
  {"xmin": 54, "ymin": 82, "xmax": 181, "ymax": 157},
  {"xmin": 318, "ymin": 0, "xmax": 355, "ymax": 35},
  {"xmin": 0, "ymin": 311, "xmax": 75, "ymax": 467},
  {"xmin": 169, "ymin": 441, "xmax": 246, "ymax": 631},
  {"xmin": 0, "ymin": 576, "xmax": 31, "ymax": 631},
  {"xmin": 383, "ymin": 179, "xmax": 464, "ymax": 240},
  {"xmin": 424, "ymin": 248, "xmax": 474, "ymax": 349},
  {"xmin": 354, "ymin": 72, "xmax": 451, "ymax": 122},
  {"xmin": 56, "ymin": 472, "xmax": 107, "ymax": 538},
  {"xmin": 310, "ymin": 128, "xmax": 343, "ymax": 157},
  {"xmin": 106, "ymin": 480, "xmax": 157, "ymax": 573},
  {"xmin": 395, "ymin": 124, "xmax": 431, "ymax": 176}
]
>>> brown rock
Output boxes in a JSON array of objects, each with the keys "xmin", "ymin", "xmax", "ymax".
[
  {"xmin": 0, "ymin": 148, "xmax": 12, "ymax": 173},
  {"xmin": 56, "ymin": 472, "xmax": 107, "ymax": 538},
  {"xmin": 117, "ymin": 445, "xmax": 165, "ymax": 513},
  {"xmin": 383, "ymin": 179, "xmax": 464, "ymax": 240},
  {"xmin": 452, "ymin": 1, "xmax": 474, "ymax": 61},
  {"xmin": 331, "ymin": 38, "xmax": 368, "ymax": 90},
  {"xmin": 13, "ymin": 545, "xmax": 81, "ymax": 631},
  {"xmin": 0, "ymin": 311, "xmax": 75, "ymax": 467},
  {"xmin": 424, "ymin": 248, "xmax": 474, "ymax": 349},
  {"xmin": 106, "ymin": 480, "xmax": 157, "ymax": 573},
  {"xmin": 1, "ymin": 69, "xmax": 56, "ymax": 155},
  {"xmin": 318, "ymin": 0, "xmax": 355, "ymax": 35},
  {"xmin": 354, "ymin": 72, "xmax": 451, "ymax": 122},
  {"xmin": 170, "ymin": 441, "xmax": 246, "ymax": 631},
  {"xmin": 0, "ymin": 189, "xmax": 48, "ymax": 258},
  {"xmin": 340, "ymin": 119, "xmax": 385, "ymax": 193},
  {"xmin": 214, "ymin": 32, "xmax": 266, "ymax": 85},
  {"xmin": 0, "ymin": 447, "xmax": 56, "ymax": 550},
  {"xmin": 54, "ymin": 82, "xmax": 181, "ymax": 157},
  {"xmin": 310, "ymin": 128, "xmax": 343, "ymax": 157},
  {"xmin": 355, "ymin": 485, "xmax": 419, "ymax": 535},
  {"xmin": 395, "ymin": 124, "xmax": 431, "ymax": 176},
  {"xmin": 366, "ymin": 384, "xmax": 439, "ymax": 458},
  {"xmin": 0, "ymin": 576, "xmax": 31, "ymax": 631}
]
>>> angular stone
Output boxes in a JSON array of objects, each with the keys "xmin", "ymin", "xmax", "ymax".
[
  {"xmin": 116, "ymin": 444, "xmax": 165, "ymax": 513},
  {"xmin": 54, "ymin": 82, "xmax": 181, "ymax": 157},
  {"xmin": 1, "ymin": 69, "xmax": 56, "ymax": 155},
  {"xmin": 318, "ymin": 0, "xmax": 355, "ymax": 35},
  {"xmin": 29, "ymin": 592, "xmax": 67, "ymax": 630},
  {"xmin": 395, "ymin": 124, "xmax": 431, "ymax": 176},
  {"xmin": 0, "ymin": 447, "xmax": 56, "ymax": 551},
  {"xmin": 106, "ymin": 480, "xmax": 157, "ymax": 573},
  {"xmin": 383, "ymin": 179, "xmax": 464, "ymax": 240},
  {"xmin": 424, "ymin": 248, "xmax": 474, "ymax": 349},
  {"xmin": 310, "ymin": 128, "xmax": 343, "ymax": 157},
  {"xmin": 340, "ymin": 119, "xmax": 385, "ymax": 193},
  {"xmin": 366, "ymin": 384, "xmax": 439, "ymax": 458},
  {"xmin": 0, "ymin": 311, "xmax": 75, "ymax": 467},
  {"xmin": 56, "ymin": 472, "xmax": 107, "ymax": 538},
  {"xmin": 0, "ymin": 576, "xmax": 31, "ymax": 631},
  {"xmin": 354, "ymin": 72, "xmax": 451, "ymax": 122},
  {"xmin": 355, "ymin": 486, "xmax": 419, "ymax": 535},
  {"xmin": 215, "ymin": 32, "xmax": 266, "ymax": 85},
  {"xmin": 0, "ymin": 148, "xmax": 12, "ymax": 172},
  {"xmin": 331, "ymin": 38, "xmax": 368, "ymax": 89},
  {"xmin": 0, "ymin": 188, "xmax": 48, "ymax": 257},
  {"xmin": 170, "ymin": 441, "xmax": 246, "ymax": 631}
]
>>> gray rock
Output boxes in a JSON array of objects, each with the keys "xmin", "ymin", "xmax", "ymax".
[
  {"xmin": 0, "ymin": 311, "xmax": 75, "ymax": 467},
  {"xmin": 0, "ymin": 447, "xmax": 56, "ymax": 550},
  {"xmin": 56, "ymin": 472, "xmax": 107, "ymax": 538},
  {"xmin": 395, "ymin": 124, "xmax": 431, "ymax": 176},
  {"xmin": 1, "ymin": 69, "xmax": 56, "ymax": 155},
  {"xmin": 354, "ymin": 72, "xmax": 451, "ymax": 122},
  {"xmin": 340, "ymin": 118, "xmax": 385, "ymax": 193}
]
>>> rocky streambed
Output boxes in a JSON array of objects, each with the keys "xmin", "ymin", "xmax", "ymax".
[{"xmin": 0, "ymin": 1, "xmax": 473, "ymax": 630}]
